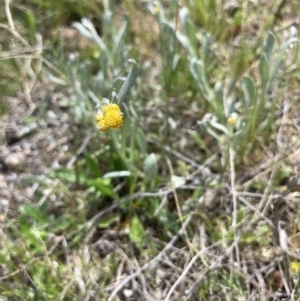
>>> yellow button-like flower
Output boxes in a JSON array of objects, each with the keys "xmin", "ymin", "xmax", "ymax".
[
  {"xmin": 227, "ymin": 113, "xmax": 238, "ymax": 127},
  {"xmin": 102, "ymin": 103, "xmax": 121, "ymax": 115},
  {"xmin": 291, "ymin": 261, "xmax": 300, "ymax": 274},
  {"xmin": 227, "ymin": 116, "xmax": 237, "ymax": 126},
  {"xmin": 153, "ymin": 5, "xmax": 160, "ymax": 15},
  {"xmin": 104, "ymin": 110, "xmax": 123, "ymax": 129},
  {"xmin": 96, "ymin": 113, "xmax": 109, "ymax": 132},
  {"xmin": 96, "ymin": 103, "xmax": 123, "ymax": 132}
]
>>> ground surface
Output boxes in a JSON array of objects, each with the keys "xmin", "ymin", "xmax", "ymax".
[{"xmin": 1, "ymin": 1, "xmax": 300, "ymax": 301}]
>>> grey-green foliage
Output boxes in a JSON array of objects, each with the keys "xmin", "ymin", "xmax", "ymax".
[
  {"xmin": 117, "ymin": 59, "xmax": 139, "ymax": 105},
  {"xmin": 144, "ymin": 153, "xmax": 158, "ymax": 183},
  {"xmin": 242, "ymin": 76, "xmax": 256, "ymax": 107},
  {"xmin": 189, "ymin": 58, "xmax": 213, "ymax": 102},
  {"xmin": 73, "ymin": 16, "xmax": 130, "ymax": 72},
  {"xmin": 48, "ymin": 14, "xmax": 131, "ymax": 127},
  {"xmin": 161, "ymin": 5, "xmax": 299, "ymax": 164},
  {"xmin": 178, "ymin": 7, "xmax": 198, "ymax": 58}
]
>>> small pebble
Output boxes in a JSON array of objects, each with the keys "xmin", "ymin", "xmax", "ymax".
[
  {"xmin": 4, "ymin": 152, "xmax": 26, "ymax": 171},
  {"xmin": 123, "ymin": 289, "xmax": 133, "ymax": 298}
]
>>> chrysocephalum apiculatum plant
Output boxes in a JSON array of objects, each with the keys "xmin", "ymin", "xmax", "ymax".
[
  {"xmin": 149, "ymin": 3, "xmax": 299, "ymax": 169},
  {"xmin": 95, "ymin": 100, "xmax": 123, "ymax": 132}
]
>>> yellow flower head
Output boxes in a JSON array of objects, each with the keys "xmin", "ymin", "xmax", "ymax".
[
  {"xmin": 227, "ymin": 116, "xmax": 236, "ymax": 126},
  {"xmin": 96, "ymin": 103, "xmax": 123, "ymax": 132},
  {"xmin": 227, "ymin": 113, "xmax": 238, "ymax": 127},
  {"xmin": 102, "ymin": 103, "xmax": 121, "ymax": 115},
  {"xmin": 291, "ymin": 261, "xmax": 300, "ymax": 274},
  {"xmin": 153, "ymin": 5, "xmax": 160, "ymax": 15}
]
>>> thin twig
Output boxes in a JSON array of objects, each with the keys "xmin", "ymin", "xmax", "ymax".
[
  {"xmin": 165, "ymin": 240, "xmax": 225, "ymax": 301},
  {"xmin": 20, "ymin": 265, "xmax": 48, "ymax": 301},
  {"xmin": 166, "ymin": 158, "xmax": 194, "ymax": 255},
  {"xmin": 106, "ymin": 216, "xmax": 192, "ymax": 301},
  {"xmin": 237, "ymin": 195, "xmax": 274, "ymax": 228},
  {"xmin": 66, "ymin": 190, "xmax": 173, "ymax": 239},
  {"xmin": 229, "ymin": 146, "xmax": 240, "ymax": 269},
  {"xmin": 185, "ymin": 241, "xmax": 236, "ymax": 299},
  {"xmin": 5, "ymin": 0, "xmax": 15, "ymax": 30},
  {"xmin": 247, "ymin": 100, "xmax": 289, "ymax": 229},
  {"xmin": 149, "ymin": 138, "xmax": 202, "ymax": 168},
  {"xmin": 66, "ymin": 134, "xmax": 93, "ymax": 168}
]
